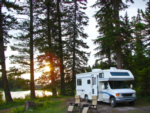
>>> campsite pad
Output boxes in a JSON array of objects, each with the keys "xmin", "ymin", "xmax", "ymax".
[{"xmin": 66, "ymin": 97, "xmax": 150, "ymax": 113}]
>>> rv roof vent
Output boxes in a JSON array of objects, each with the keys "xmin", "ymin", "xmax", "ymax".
[
  {"xmin": 110, "ymin": 67, "xmax": 117, "ymax": 70},
  {"xmin": 92, "ymin": 69, "xmax": 101, "ymax": 72}
]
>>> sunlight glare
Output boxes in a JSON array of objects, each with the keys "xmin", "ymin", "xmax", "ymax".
[{"xmin": 45, "ymin": 66, "xmax": 51, "ymax": 72}]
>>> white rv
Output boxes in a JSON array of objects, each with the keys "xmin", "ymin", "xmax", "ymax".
[{"xmin": 76, "ymin": 67, "xmax": 136, "ymax": 107}]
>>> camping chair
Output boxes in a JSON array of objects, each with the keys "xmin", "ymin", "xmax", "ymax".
[
  {"xmin": 89, "ymin": 96, "xmax": 99, "ymax": 113},
  {"xmin": 70, "ymin": 95, "xmax": 81, "ymax": 107},
  {"xmin": 68, "ymin": 95, "xmax": 81, "ymax": 112},
  {"xmin": 67, "ymin": 105, "xmax": 74, "ymax": 113},
  {"xmin": 81, "ymin": 106, "xmax": 89, "ymax": 113}
]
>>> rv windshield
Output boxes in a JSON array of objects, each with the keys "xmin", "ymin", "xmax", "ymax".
[{"xmin": 109, "ymin": 81, "xmax": 129, "ymax": 89}]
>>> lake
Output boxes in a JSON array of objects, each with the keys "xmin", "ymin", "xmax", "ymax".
[{"xmin": 1, "ymin": 90, "xmax": 52, "ymax": 100}]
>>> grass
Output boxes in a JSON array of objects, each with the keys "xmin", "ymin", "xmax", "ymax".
[
  {"xmin": 12, "ymin": 99, "xmax": 67, "ymax": 113},
  {"xmin": 0, "ymin": 95, "xmax": 69, "ymax": 113}
]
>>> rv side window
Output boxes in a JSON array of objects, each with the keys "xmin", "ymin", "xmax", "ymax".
[
  {"xmin": 92, "ymin": 77, "xmax": 96, "ymax": 85},
  {"xmin": 94, "ymin": 77, "xmax": 96, "ymax": 85},
  {"xmin": 92, "ymin": 77, "xmax": 94, "ymax": 85},
  {"xmin": 87, "ymin": 80, "xmax": 90, "ymax": 84},
  {"xmin": 99, "ymin": 73, "xmax": 104, "ymax": 78},
  {"xmin": 92, "ymin": 89, "xmax": 94, "ymax": 94},
  {"xmin": 77, "ymin": 79, "xmax": 82, "ymax": 85}
]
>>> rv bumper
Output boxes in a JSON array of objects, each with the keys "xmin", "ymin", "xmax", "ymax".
[{"xmin": 116, "ymin": 97, "xmax": 136, "ymax": 103}]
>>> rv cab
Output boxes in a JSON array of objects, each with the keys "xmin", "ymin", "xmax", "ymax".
[{"xmin": 76, "ymin": 67, "xmax": 136, "ymax": 107}]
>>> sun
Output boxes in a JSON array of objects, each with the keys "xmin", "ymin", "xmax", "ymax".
[{"xmin": 45, "ymin": 66, "xmax": 51, "ymax": 72}]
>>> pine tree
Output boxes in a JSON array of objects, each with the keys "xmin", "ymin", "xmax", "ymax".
[
  {"xmin": 63, "ymin": 0, "xmax": 89, "ymax": 95},
  {"xmin": 57, "ymin": 0, "xmax": 65, "ymax": 95},
  {"xmin": 135, "ymin": 0, "xmax": 150, "ymax": 95},
  {"xmin": 121, "ymin": 12, "xmax": 133, "ymax": 70},
  {"xmin": 10, "ymin": 0, "xmax": 36, "ymax": 99},
  {"xmin": 34, "ymin": 0, "xmax": 59, "ymax": 96},
  {"xmin": 29, "ymin": 0, "xmax": 35, "ymax": 99},
  {"xmin": 92, "ymin": 0, "xmax": 134, "ymax": 69},
  {"xmin": 0, "ymin": 0, "xmax": 21, "ymax": 103},
  {"xmin": 93, "ymin": 1, "xmax": 114, "ymax": 67},
  {"xmin": 131, "ymin": 9, "xmax": 149, "ymax": 96}
]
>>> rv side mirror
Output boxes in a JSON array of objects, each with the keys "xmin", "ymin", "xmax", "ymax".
[{"xmin": 130, "ymin": 84, "xmax": 133, "ymax": 89}]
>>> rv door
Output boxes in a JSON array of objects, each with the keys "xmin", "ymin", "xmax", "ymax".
[{"xmin": 92, "ymin": 75, "xmax": 97, "ymax": 97}]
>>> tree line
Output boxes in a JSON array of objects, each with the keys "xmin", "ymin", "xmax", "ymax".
[{"xmin": 0, "ymin": 0, "xmax": 89, "ymax": 103}]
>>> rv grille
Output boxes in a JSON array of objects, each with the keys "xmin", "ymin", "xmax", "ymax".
[{"xmin": 122, "ymin": 93, "xmax": 133, "ymax": 97}]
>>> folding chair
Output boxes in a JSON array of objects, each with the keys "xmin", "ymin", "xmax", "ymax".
[
  {"xmin": 89, "ymin": 96, "xmax": 99, "ymax": 113},
  {"xmin": 81, "ymin": 106, "xmax": 89, "ymax": 113},
  {"xmin": 67, "ymin": 105, "xmax": 74, "ymax": 113},
  {"xmin": 70, "ymin": 95, "xmax": 81, "ymax": 107},
  {"xmin": 67, "ymin": 95, "xmax": 81, "ymax": 112}
]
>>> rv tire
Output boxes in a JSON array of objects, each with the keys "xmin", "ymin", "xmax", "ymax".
[
  {"xmin": 85, "ymin": 95, "xmax": 88, "ymax": 102},
  {"xmin": 110, "ymin": 97, "xmax": 116, "ymax": 107}
]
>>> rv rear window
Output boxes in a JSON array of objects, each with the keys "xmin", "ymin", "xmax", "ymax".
[
  {"xmin": 77, "ymin": 79, "xmax": 82, "ymax": 85},
  {"xmin": 110, "ymin": 72, "xmax": 129, "ymax": 76}
]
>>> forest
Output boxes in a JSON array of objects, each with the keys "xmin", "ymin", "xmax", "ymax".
[{"xmin": 0, "ymin": 0, "xmax": 150, "ymax": 104}]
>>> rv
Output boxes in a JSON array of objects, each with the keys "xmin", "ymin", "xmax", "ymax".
[{"xmin": 76, "ymin": 67, "xmax": 136, "ymax": 107}]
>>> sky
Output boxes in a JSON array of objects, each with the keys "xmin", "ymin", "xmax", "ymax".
[{"xmin": 3, "ymin": 0, "xmax": 149, "ymax": 79}]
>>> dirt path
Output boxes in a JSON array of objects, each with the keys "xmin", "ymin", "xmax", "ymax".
[{"xmin": 66, "ymin": 97, "xmax": 150, "ymax": 113}]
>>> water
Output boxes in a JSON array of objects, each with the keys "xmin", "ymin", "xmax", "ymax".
[{"xmin": 1, "ymin": 90, "xmax": 52, "ymax": 100}]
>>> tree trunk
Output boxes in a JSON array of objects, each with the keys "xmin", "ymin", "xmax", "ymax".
[
  {"xmin": 30, "ymin": 0, "xmax": 35, "ymax": 99},
  {"xmin": 108, "ymin": 48, "xmax": 111, "ymax": 67},
  {"xmin": 57, "ymin": 0, "xmax": 65, "ymax": 95},
  {"xmin": 47, "ymin": 2, "xmax": 57, "ymax": 96},
  {"xmin": 71, "ymin": 0, "xmax": 77, "ymax": 95},
  {"xmin": 0, "ymin": 4, "xmax": 13, "ymax": 103},
  {"xmin": 113, "ymin": 0, "xmax": 122, "ymax": 69}
]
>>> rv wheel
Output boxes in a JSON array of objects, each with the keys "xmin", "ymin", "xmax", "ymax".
[
  {"xmin": 85, "ymin": 95, "xmax": 88, "ymax": 102},
  {"xmin": 110, "ymin": 97, "xmax": 116, "ymax": 107}
]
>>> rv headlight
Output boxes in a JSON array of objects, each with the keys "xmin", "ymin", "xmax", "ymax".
[
  {"xmin": 132, "ymin": 93, "xmax": 136, "ymax": 97},
  {"xmin": 116, "ymin": 93, "xmax": 122, "ymax": 97}
]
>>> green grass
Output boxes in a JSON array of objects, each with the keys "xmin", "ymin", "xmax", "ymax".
[
  {"xmin": 0, "ymin": 98, "xmax": 26, "ymax": 109},
  {"xmin": 0, "ymin": 95, "xmax": 69, "ymax": 113},
  {"xmin": 11, "ymin": 97, "xmax": 67, "ymax": 113}
]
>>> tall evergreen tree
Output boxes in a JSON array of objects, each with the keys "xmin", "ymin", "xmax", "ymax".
[
  {"xmin": 92, "ymin": 0, "xmax": 134, "ymax": 69},
  {"xmin": 57, "ymin": 0, "xmax": 65, "ymax": 95},
  {"xmin": 29, "ymin": 0, "xmax": 35, "ymax": 99},
  {"xmin": 93, "ymin": 1, "xmax": 114, "ymax": 67},
  {"xmin": 0, "ymin": 0, "xmax": 21, "ymax": 103},
  {"xmin": 121, "ymin": 12, "xmax": 133, "ymax": 70},
  {"xmin": 34, "ymin": 0, "xmax": 59, "ymax": 96},
  {"xmin": 141, "ymin": 0, "xmax": 150, "ymax": 58},
  {"xmin": 131, "ymin": 9, "xmax": 149, "ymax": 96},
  {"xmin": 10, "ymin": 0, "xmax": 36, "ymax": 99},
  {"xmin": 63, "ymin": 0, "xmax": 89, "ymax": 95}
]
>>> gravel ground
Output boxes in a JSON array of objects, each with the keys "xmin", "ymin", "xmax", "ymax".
[{"xmin": 66, "ymin": 97, "xmax": 150, "ymax": 113}]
